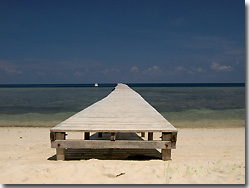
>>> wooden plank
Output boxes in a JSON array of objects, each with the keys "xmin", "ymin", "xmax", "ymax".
[
  {"xmin": 51, "ymin": 83, "xmax": 177, "ymax": 133},
  {"xmin": 50, "ymin": 126, "xmax": 177, "ymax": 133},
  {"xmin": 51, "ymin": 140, "xmax": 175, "ymax": 149}
]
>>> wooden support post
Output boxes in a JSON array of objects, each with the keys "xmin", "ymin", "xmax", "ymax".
[
  {"xmin": 56, "ymin": 132, "xmax": 66, "ymax": 161},
  {"xmin": 141, "ymin": 132, "xmax": 145, "ymax": 137},
  {"xmin": 84, "ymin": 132, "xmax": 90, "ymax": 140},
  {"xmin": 98, "ymin": 132, "xmax": 102, "ymax": 138},
  {"xmin": 148, "ymin": 132, "xmax": 153, "ymax": 140},
  {"xmin": 111, "ymin": 132, "xmax": 116, "ymax": 141},
  {"xmin": 161, "ymin": 132, "xmax": 172, "ymax": 161}
]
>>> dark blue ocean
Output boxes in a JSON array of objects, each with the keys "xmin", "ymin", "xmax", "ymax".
[{"xmin": 0, "ymin": 83, "xmax": 245, "ymax": 128}]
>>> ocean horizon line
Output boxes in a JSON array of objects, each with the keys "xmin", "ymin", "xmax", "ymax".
[{"xmin": 0, "ymin": 83, "xmax": 245, "ymax": 88}]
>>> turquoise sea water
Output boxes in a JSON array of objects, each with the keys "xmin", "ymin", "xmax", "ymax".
[
  {"xmin": 0, "ymin": 84, "xmax": 245, "ymax": 128},
  {"xmin": 133, "ymin": 86, "xmax": 245, "ymax": 128}
]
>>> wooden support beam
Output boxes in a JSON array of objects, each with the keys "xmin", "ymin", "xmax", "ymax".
[
  {"xmin": 161, "ymin": 132, "xmax": 172, "ymax": 161},
  {"xmin": 141, "ymin": 132, "xmax": 145, "ymax": 137},
  {"xmin": 50, "ymin": 132, "xmax": 56, "ymax": 141},
  {"xmin": 84, "ymin": 132, "xmax": 90, "ymax": 140},
  {"xmin": 51, "ymin": 140, "xmax": 173, "ymax": 149},
  {"xmin": 148, "ymin": 132, "xmax": 153, "ymax": 140},
  {"xmin": 55, "ymin": 132, "xmax": 66, "ymax": 161},
  {"xmin": 111, "ymin": 132, "xmax": 116, "ymax": 141}
]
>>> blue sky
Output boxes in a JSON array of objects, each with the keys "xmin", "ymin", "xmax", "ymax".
[{"xmin": 0, "ymin": 0, "xmax": 245, "ymax": 83}]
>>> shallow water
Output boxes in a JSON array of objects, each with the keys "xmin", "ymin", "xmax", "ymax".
[
  {"xmin": 133, "ymin": 87, "xmax": 245, "ymax": 128},
  {"xmin": 0, "ymin": 85, "xmax": 245, "ymax": 128}
]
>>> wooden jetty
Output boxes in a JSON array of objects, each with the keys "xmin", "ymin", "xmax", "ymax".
[{"xmin": 50, "ymin": 83, "xmax": 177, "ymax": 161}]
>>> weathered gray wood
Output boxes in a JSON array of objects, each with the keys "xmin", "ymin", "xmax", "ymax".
[
  {"xmin": 55, "ymin": 132, "xmax": 65, "ymax": 160},
  {"xmin": 50, "ymin": 83, "xmax": 177, "ymax": 133},
  {"xmin": 55, "ymin": 132, "xmax": 65, "ymax": 140},
  {"xmin": 148, "ymin": 132, "xmax": 153, "ymax": 140},
  {"xmin": 162, "ymin": 148, "xmax": 171, "ymax": 161},
  {"xmin": 161, "ymin": 132, "xmax": 172, "ymax": 161},
  {"xmin": 51, "ymin": 126, "xmax": 177, "ymax": 133},
  {"xmin": 50, "ymin": 132, "xmax": 56, "ymax": 141},
  {"xmin": 50, "ymin": 83, "xmax": 178, "ymax": 161},
  {"xmin": 84, "ymin": 132, "xmax": 90, "ymax": 140},
  {"xmin": 51, "ymin": 140, "xmax": 174, "ymax": 149},
  {"xmin": 171, "ymin": 132, "xmax": 177, "ymax": 142}
]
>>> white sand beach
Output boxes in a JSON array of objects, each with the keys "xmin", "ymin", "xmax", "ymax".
[{"xmin": 0, "ymin": 127, "xmax": 245, "ymax": 184}]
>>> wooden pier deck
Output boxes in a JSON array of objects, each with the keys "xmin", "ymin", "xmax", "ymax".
[{"xmin": 50, "ymin": 83, "xmax": 177, "ymax": 161}]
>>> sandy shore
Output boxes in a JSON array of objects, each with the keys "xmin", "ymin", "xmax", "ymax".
[{"xmin": 0, "ymin": 127, "xmax": 245, "ymax": 184}]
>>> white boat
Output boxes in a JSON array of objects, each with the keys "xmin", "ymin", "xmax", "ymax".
[{"xmin": 94, "ymin": 83, "xmax": 98, "ymax": 87}]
